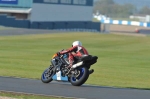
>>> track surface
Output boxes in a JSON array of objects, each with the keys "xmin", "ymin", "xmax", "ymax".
[
  {"xmin": 0, "ymin": 27, "xmax": 149, "ymax": 36},
  {"xmin": 0, "ymin": 28, "xmax": 63, "ymax": 36},
  {"xmin": 0, "ymin": 28, "xmax": 150, "ymax": 99},
  {"xmin": 0, "ymin": 77, "xmax": 150, "ymax": 99}
]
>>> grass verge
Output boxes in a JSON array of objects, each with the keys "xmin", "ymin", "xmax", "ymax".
[
  {"xmin": 0, "ymin": 91, "xmax": 72, "ymax": 99},
  {"xmin": 0, "ymin": 32, "xmax": 150, "ymax": 89}
]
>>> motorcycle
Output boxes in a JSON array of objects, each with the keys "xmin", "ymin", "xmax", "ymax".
[{"xmin": 41, "ymin": 50, "xmax": 98, "ymax": 86}]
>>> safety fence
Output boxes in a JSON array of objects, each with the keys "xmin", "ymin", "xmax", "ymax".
[
  {"xmin": 100, "ymin": 19, "xmax": 150, "ymax": 27},
  {"xmin": 0, "ymin": 14, "xmax": 101, "ymax": 32},
  {"xmin": 94, "ymin": 15, "xmax": 150, "ymax": 27}
]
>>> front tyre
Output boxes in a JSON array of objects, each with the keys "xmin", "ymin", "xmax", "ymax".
[
  {"xmin": 41, "ymin": 67, "xmax": 54, "ymax": 83},
  {"xmin": 70, "ymin": 67, "xmax": 89, "ymax": 86}
]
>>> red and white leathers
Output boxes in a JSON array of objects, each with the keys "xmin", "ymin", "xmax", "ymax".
[{"xmin": 60, "ymin": 45, "xmax": 89, "ymax": 68}]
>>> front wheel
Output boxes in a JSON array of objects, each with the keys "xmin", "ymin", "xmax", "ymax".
[
  {"xmin": 70, "ymin": 67, "xmax": 89, "ymax": 86},
  {"xmin": 41, "ymin": 67, "xmax": 54, "ymax": 83}
]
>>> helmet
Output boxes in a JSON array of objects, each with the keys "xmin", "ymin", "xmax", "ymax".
[{"xmin": 72, "ymin": 41, "xmax": 82, "ymax": 47}]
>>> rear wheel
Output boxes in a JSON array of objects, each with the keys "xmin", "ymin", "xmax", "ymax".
[
  {"xmin": 41, "ymin": 67, "xmax": 54, "ymax": 83},
  {"xmin": 70, "ymin": 67, "xmax": 89, "ymax": 86}
]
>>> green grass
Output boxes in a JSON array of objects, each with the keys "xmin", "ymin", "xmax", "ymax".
[
  {"xmin": 0, "ymin": 32, "xmax": 150, "ymax": 89},
  {"xmin": 0, "ymin": 91, "xmax": 71, "ymax": 99}
]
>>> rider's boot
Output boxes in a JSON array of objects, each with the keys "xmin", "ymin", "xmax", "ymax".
[{"xmin": 67, "ymin": 58, "xmax": 74, "ymax": 68}]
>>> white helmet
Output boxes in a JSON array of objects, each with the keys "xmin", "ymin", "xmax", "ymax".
[{"xmin": 72, "ymin": 41, "xmax": 82, "ymax": 47}]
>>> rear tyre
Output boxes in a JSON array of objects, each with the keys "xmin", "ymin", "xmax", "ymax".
[
  {"xmin": 70, "ymin": 67, "xmax": 89, "ymax": 86},
  {"xmin": 41, "ymin": 67, "xmax": 54, "ymax": 83}
]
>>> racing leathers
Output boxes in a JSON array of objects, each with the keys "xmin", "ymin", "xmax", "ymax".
[{"xmin": 59, "ymin": 45, "xmax": 89, "ymax": 68}]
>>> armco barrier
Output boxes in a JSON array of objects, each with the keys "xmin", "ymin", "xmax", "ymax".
[
  {"xmin": 0, "ymin": 14, "xmax": 7, "ymax": 26},
  {"xmin": 0, "ymin": 14, "xmax": 101, "ymax": 32},
  {"xmin": 55, "ymin": 22, "xmax": 66, "ymax": 29},
  {"xmin": 92, "ymin": 22, "xmax": 101, "ymax": 31},
  {"xmin": 147, "ymin": 23, "xmax": 150, "ymax": 27},
  {"xmin": 67, "ymin": 22, "xmax": 79, "ymax": 29},
  {"xmin": 30, "ymin": 21, "xmax": 101, "ymax": 31},
  {"xmin": 0, "ymin": 14, "xmax": 30, "ymax": 28},
  {"xmin": 30, "ymin": 22, "xmax": 38, "ymax": 29},
  {"xmin": 31, "ymin": 22, "xmax": 52, "ymax": 29},
  {"xmin": 100, "ymin": 19, "xmax": 149, "ymax": 27}
]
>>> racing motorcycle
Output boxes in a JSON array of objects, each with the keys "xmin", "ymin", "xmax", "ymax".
[{"xmin": 41, "ymin": 50, "xmax": 98, "ymax": 86}]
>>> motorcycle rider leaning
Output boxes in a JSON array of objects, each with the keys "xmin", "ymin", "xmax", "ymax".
[{"xmin": 57, "ymin": 41, "xmax": 94, "ymax": 74}]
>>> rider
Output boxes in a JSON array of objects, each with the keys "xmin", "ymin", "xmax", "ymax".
[{"xmin": 57, "ymin": 41, "xmax": 94, "ymax": 74}]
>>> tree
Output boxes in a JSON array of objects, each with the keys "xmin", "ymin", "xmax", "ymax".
[
  {"xmin": 139, "ymin": 6, "xmax": 150, "ymax": 15},
  {"xmin": 93, "ymin": 0, "xmax": 137, "ymax": 18},
  {"xmin": 93, "ymin": 0, "xmax": 115, "ymax": 14}
]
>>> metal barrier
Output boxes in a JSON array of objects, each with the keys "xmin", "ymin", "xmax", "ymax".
[
  {"xmin": 100, "ymin": 19, "xmax": 148, "ymax": 27},
  {"xmin": 0, "ymin": 14, "xmax": 101, "ymax": 32}
]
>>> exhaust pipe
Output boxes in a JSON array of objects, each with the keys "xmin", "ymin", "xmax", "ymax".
[
  {"xmin": 71, "ymin": 61, "xmax": 83, "ymax": 69},
  {"xmin": 66, "ymin": 61, "xmax": 84, "ymax": 75}
]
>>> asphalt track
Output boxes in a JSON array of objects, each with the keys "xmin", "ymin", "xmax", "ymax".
[
  {"xmin": 0, "ymin": 28, "xmax": 150, "ymax": 99},
  {"xmin": 0, "ymin": 27, "xmax": 149, "ymax": 36},
  {"xmin": 0, "ymin": 76, "xmax": 150, "ymax": 99}
]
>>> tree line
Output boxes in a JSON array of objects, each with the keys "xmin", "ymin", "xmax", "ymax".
[{"xmin": 93, "ymin": 0, "xmax": 150, "ymax": 18}]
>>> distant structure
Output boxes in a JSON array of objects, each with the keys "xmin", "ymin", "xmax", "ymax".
[
  {"xmin": 0, "ymin": 0, "xmax": 94, "ymax": 21},
  {"xmin": 31, "ymin": 0, "xmax": 94, "ymax": 22},
  {"xmin": 0, "ymin": 0, "xmax": 101, "ymax": 32},
  {"xmin": 0, "ymin": 0, "xmax": 32, "ymax": 19},
  {"xmin": 93, "ymin": 14, "xmax": 149, "ymax": 27},
  {"xmin": 129, "ymin": 14, "xmax": 150, "ymax": 22}
]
